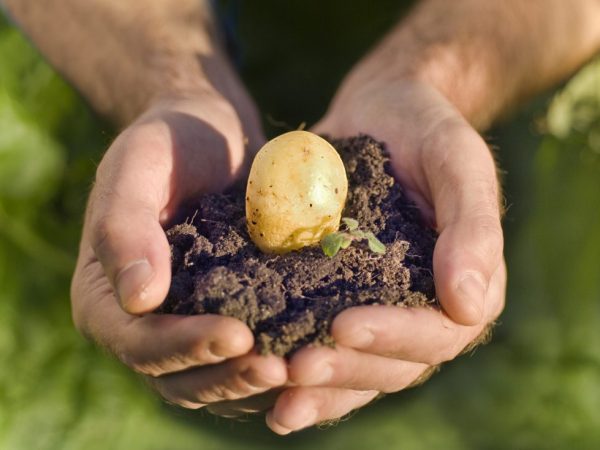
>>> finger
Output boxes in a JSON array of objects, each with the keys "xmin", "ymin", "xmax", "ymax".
[
  {"xmin": 421, "ymin": 121, "xmax": 504, "ymax": 325},
  {"xmin": 289, "ymin": 345, "xmax": 428, "ymax": 392},
  {"xmin": 71, "ymin": 253, "xmax": 254, "ymax": 376},
  {"xmin": 334, "ymin": 306, "xmax": 477, "ymax": 365},
  {"xmin": 115, "ymin": 314, "xmax": 256, "ymax": 377},
  {"xmin": 331, "ymin": 262, "xmax": 506, "ymax": 365},
  {"xmin": 206, "ymin": 389, "xmax": 283, "ymax": 418},
  {"xmin": 87, "ymin": 126, "xmax": 175, "ymax": 314},
  {"xmin": 148, "ymin": 353, "xmax": 287, "ymax": 407},
  {"xmin": 266, "ymin": 387, "xmax": 379, "ymax": 435}
]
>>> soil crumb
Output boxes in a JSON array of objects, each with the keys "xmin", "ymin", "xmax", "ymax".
[{"xmin": 159, "ymin": 135, "xmax": 438, "ymax": 357}]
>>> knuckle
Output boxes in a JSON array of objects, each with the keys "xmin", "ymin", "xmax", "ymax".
[
  {"xmin": 187, "ymin": 326, "xmax": 241, "ymax": 365},
  {"xmin": 148, "ymin": 379, "xmax": 205, "ymax": 410},
  {"xmin": 195, "ymin": 382, "xmax": 242, "ymax": 404},
  {"xmin": 90, "ymin": 214, "xmax": 119, "ymax": 258},
  {"xmin": 428, "ymin": 330, "xmax": 464, "ymax": 365},
  {"xmin": 422, "ymin": 116, "xmax": 470, "ymax": 157},
  {"xmin": 470, "ymin": 213, "xmax": 504, "ymax": 263},
  {"xmin": 113, "ymin": 338, "xmax": 163, "ymax": 377},
  {"xmin": 118, "ymin": 347, "xmax": 184, "ymax": 378},
  {"xmin": 469, "ymin": 175, "xmax": 501, "ymax": 212},
  {"xmin": 189, "ymin": 339, "xmax": 220, "ymax": 364},
  {"xmin": 69, "ymin": 256, "xmax": 114, "ymax": 342},
  {"xmin": 173, "ymin": 400, "xmax": 205, "ymax": 410},
  {"xmin": 421, "ymin": 119, "xmax": 489, "ymax": 175},
  {"xmin": 126, "ymin": 359, "xmax": 163, "ymax": 378},
  {"xmin": 196, "ymin": 366, "xmax": 272, "ymax": 404}
]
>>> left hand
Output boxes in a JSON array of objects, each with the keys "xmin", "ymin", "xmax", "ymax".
[{"xmin": 71, "ymin": 92, "xmax": 289, "ymax": 412}]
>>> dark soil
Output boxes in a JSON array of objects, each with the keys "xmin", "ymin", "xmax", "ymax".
[{"xmin": 159, "ymin": 135, "xmax": 438, "ymax": 357}]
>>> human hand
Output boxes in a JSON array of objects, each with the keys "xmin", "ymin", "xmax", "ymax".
[
  {"xmin": 261, "ymin": 80, "xmax": 506, "ymax": 434},
  {"xmin": 71, "ymin": 91, "xmax": 288, "ymax": 410}
]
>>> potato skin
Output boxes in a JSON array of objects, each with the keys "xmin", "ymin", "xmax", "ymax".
[{"xmin": 246, "ymin": 131, "xmax": 348, "ymax": 254}]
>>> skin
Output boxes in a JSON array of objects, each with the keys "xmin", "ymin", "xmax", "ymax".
[{"xmin": 4, "ymin": 0, "xmax": 600, "ymax": 435}]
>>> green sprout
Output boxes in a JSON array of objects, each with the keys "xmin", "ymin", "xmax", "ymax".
[{"xmin": 320, "ymin": 217, "xmax": 386, "ymax": 257}]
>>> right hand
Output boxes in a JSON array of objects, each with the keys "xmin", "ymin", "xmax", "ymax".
[
  {"xmin": 71, "ymin": 91, "xmax": 288, "ymax": 410},
  {"xmin": 264, "ymin": 80, "xmax": 507, "ymax": 433}
]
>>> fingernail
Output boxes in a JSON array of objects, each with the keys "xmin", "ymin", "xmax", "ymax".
[
  {"xmin": 457, "ymin": 273, "xmax": 486, "ymax": 321},
  {"xmin": 116, "ymin": 259, "xmax": 153, "ymax": 308}
]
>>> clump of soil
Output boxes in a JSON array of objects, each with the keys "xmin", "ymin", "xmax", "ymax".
[{"xmin": 159, "ymin": 135, "xmax": 438, "ymax": 357}]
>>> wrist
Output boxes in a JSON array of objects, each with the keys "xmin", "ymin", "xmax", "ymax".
[
  {"xmin": 142, "ymin": 52, "xmax": 264, "ymax": 153},
  {"xmin": 405, "ymin": 47, "xmax": 498, "ymax": 130},
  {"xmin": 139, "ymin": 71, "xmax": 263, "ymax": 147},
  {"xmin": 320, "ymin": 77, "xmax": 461, "ymax": 140},
  {"xmin": 136, "ymin": 89, "xmax": 245, "ymax": 150},
  {"xmin": 330, "ymin": 44, "xmax": 494, "ymax": 132}
]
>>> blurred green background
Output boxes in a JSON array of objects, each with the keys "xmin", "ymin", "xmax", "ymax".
[{"xmin": 1, "ymin": 2, "xmax": 600, "ymax": 449}]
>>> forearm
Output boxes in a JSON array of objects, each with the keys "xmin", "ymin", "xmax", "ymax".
[
  {"xmin": 331, "ymin": 0, "xmax": 600, "ymax": 130},
  {"xmin": 3, "ymin": 0, "xmax": 247, "ymax": 125}
]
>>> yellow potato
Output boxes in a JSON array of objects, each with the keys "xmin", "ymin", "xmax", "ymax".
[{"xmin": 246, "ymin": 130, "xmax": 348, "ymax": 254}]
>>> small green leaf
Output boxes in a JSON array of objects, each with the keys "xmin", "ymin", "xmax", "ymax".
[
  {"xmin": 350, "ymin": 229, "xmax": 366, "ymax": 239},
  {"xmin": 365, "ymin": 232, "xmax": 386, "ymax": 254},
  {"xmin": 342, "ymin": 217, "xmax": 359, "ymax": 231},
  {"xmin": 340, "ymin": 235, "xmax": 353, "ymax": 249},
  {"xmin": 321, "ymin": 232, "xmax": 345, "ymax": 257}
]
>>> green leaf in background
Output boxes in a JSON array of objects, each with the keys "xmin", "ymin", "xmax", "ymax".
[{"xmin": 0, "ymin": 89, "xmax": 64, "ymax": 202}]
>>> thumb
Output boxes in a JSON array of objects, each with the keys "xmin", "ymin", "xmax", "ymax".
[
  {"xmin": 86, "ymin": 131, "xmax": 173, "ymax": 315},
  {"xmin": 423, "ymin": 123, "xmax": 504, "ymax": 326}
]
